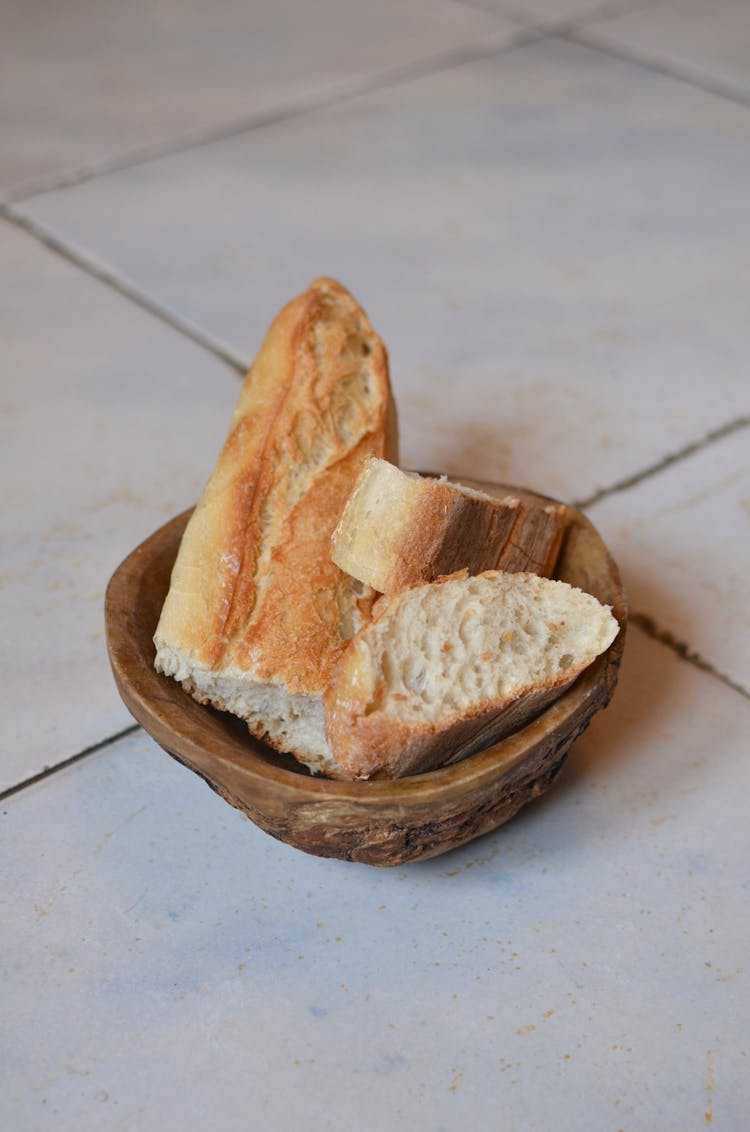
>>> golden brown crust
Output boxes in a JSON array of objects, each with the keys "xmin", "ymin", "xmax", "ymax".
[
  {"xmin": 331, "ymin": 460, "xmax": 568, "ymax": 596},
  {"xmin": 154, "ymin": 277, "xmax": 397, "ymax": 696},
  {"xmin": 380, "ymin": 481, "xmax": 522, "ymax": 593},
  {"xmin": 331, "ymin": 460, "xmax": 523, "ymax": 594},
  {"xmin": 235, "ymin": 437, "xmax": 380, "ymax": 691}
]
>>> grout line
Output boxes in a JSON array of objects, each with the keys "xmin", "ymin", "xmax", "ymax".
[
  {"xmin": 573, "ymin": 415, "xmax": 750, "ymax": 510},
  {"xmin": 0, "ymin": 207, "xmax": 249, "ymax": 376},
  {"xmin": 630, "ymin": 613, "xmax": 750, "ymax": 701},
  {"xmin": 3, "ymin": 27, "xmax": 541, "ymax": 206},
  {"xmin": 0, "ymin": 723, "xmax": 141, "ymax": 804},
  {"xmin": 0, "ymin": 29, "xmax": 542, "ymax": 381},
  {"xmin": 450, "ymin": 0, "xmax": 663, "ymax": 36},
  {"xmin": 442, "ymin": 0, "xmax": 539, "ymax": 29},
  {"xmin": 567, "ymin": 26, "xmax": 750, "ymax": 111}
]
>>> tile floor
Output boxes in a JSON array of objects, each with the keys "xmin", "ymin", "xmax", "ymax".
[{"xmin": 2, "ymin": 2, "xmax": 748, "ymax": 1128}]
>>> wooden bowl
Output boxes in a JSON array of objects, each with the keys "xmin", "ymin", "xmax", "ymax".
[{"xmin": 105, "ymin": 481, "xmax": 626, "ymax": 867}]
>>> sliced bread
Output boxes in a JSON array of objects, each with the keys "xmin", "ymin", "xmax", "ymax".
[
  {"xmin": 323, "ymin": 570, "xmax": 619, "ymax": 779},
  {"xmin": 154, "ymin": 278, "xmax": 398, "ymax": 775},
  {"xmin": 330, "ymin": 458, "xmax": 566, "ymax": 593}
]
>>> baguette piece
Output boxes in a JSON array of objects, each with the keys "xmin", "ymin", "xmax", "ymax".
[
  {"xmin": 330, "ymin": 458, "xmax": 566, "ymax": 593},
  {"xmin": 331, "ymin": 458, "xmax": 520, "ymax": 592},
  {"xmin": 154, "ymin": 278, "xmax": 398, "ymax": 775},
  {"xmin": 324, "ymin": 570, "xmax": 619, "ymax": 779}
]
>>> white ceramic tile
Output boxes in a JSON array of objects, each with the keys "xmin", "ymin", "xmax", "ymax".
[
  {"xmin": 19, "ymin": 39, "xmax": 750, "ymax": 506},
  {"xmin": 583, "ymin": 0, "xmax": 750, "ymax": 99},
  {"xmin": 0, "ymin": 0, "xmax": 518, "ymax": 198},
  {"xmin": 2, "ymin": 629, "xmax": 749, "ymax": 1129},
  {"xmin": 0, "ymin": 220, "xmax": 240, "ymax": 792},
  {"xmin": 587, "ymin": 425, "xmax": 750, "ymax": 693}
]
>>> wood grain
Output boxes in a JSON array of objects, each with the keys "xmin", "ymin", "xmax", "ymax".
[{"xmin": 105, "ymin": 482, "xmax": 627, "ymax": 866}]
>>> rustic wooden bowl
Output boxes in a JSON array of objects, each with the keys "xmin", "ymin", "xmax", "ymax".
[{"xmin": 105, "ymin": 481, "xmax": 626, "ymax": 867}]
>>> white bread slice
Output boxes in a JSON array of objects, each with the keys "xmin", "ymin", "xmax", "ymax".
[
  {"xmin": 323, "ymin": 570, "xmax": 619, "ymax": 779},
  {"xmin": 154, "ymin": 278, "xmax": 398, "ymax": 775},
  {"xmin": 330, "ymin": 458, "xmax": 566, "ymax": 593}
]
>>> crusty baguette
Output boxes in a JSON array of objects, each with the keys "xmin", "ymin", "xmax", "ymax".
[
  {"xmin": 154, "ymin": 278, "xmax": 398, "ymax": 774},
  {"xmin": 330, "ymin": 458, "xmax": 566, "ymax": 593},
  {"xmin": 323, "ymin": 571, "xmax": 619, "ymax": 779},
  {"xmin": 330, "ymin": 458, "xmax": 521, "ymax": 592}
]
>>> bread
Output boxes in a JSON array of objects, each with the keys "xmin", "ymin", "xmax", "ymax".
[
  {"xmin": 330, "ymin": 458, "xmax": 566, "ymax": 593},
  {"xmin": 153, "ymin": 277, "xmax": 398, "ymax": 775},
  {"xmin": 153, "ymin": 279, "xmax": 615, "ymax": 784},
  {"xmin": 323, "ymin": 570, "xmax": 619, "ymax": 779},
  {"xmin": 330, "ymin": 458, "xmax": 520, "ymax": 592}
]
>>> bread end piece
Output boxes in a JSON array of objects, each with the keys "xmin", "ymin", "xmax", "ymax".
[{"xmin": 331, "ymin": 458, "xmax": 523, "ymax": 593}]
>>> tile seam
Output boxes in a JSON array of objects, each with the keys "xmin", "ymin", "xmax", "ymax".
[
  {"xmin": 0, "ymin": 207, "xmax": 249, "ymax": 376},
  {"xmin": 0, "ymin": 723, "xmax": 141, "ymax": 803},
  {"xmin": 567, "ymin": 26, "xmax": 750, "ymax": 111},
  {"xmin": 2, "ymin": 27, "xmax": 541, "ymax": 207},
  {"xmin": 630, "ymin": 614, "xmax": 750, "ymax": 701},
  {"xmin": 0, "ymin": 30, "xmax": 542, "ymax": 378},
  {"xmin": 573, "ymin": 415, "xmax": 750, "ymax": 510},
  {"xmin": 451, "ymin": 0, "xmax": 662, "ymax": 36}
]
